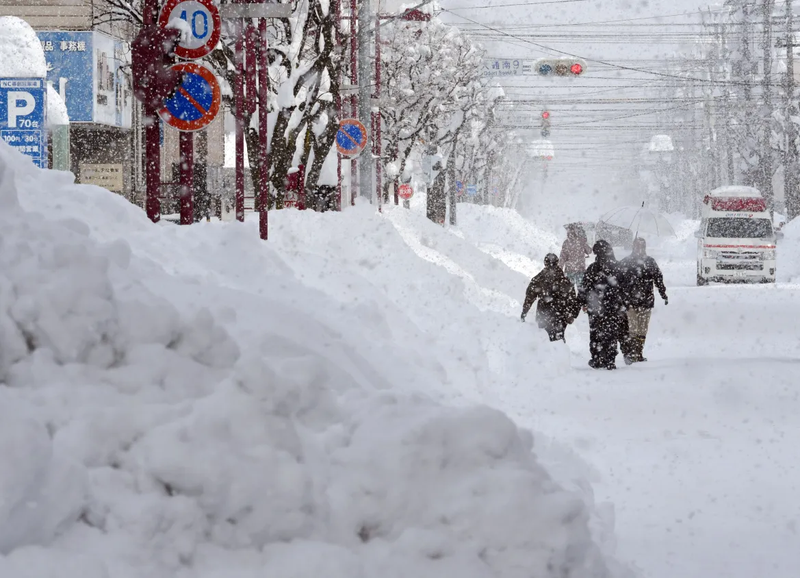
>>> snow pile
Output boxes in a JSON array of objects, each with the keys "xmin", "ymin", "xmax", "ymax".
[
  {"xmin": 778, "ymin": 217, "xmax": 800, "ymax": 283},
  {"xmin": 46, "ymin": 85, "xmax": 69, "ymax": 127},
  {"xmin": 455, "ymin": 203, "xmax": 561, "ymax": 277},
  {"xmin": 0, "ymin": 17, "xmax": 47, "ymax": 78},
  {"xmin": 1, "ymin": 141, "xmax": 629, "ymax": 577}
]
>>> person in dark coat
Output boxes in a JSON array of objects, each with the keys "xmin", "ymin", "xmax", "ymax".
[
  {"xmin": 521, "ymin": 253, "xmax": 580, "ymax": 342},
  {"xmin": 560, "ymin": 224, "xmax": 592, "ymax": 287},
  {"xmin": 619, "ymin": 237, "xmax": 668, "ymax": 363},
  {"xmin": 578, "ymin": 240, "xmax": 629, "ymax": 370}
]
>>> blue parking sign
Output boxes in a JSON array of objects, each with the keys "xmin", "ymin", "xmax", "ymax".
[{"xmin": 0, "ymin": 78, "xmax": 47, "ymax": 168}]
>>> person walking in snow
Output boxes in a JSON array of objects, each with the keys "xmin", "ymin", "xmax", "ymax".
[
  {"xmin": 560, "ymin": 224, "xmax": 592, "ymax": 287},
  {"xmin": 578, "ymin": 240, "xmax": 629, "ymax": 370},
  {"xmin": 619, "ymin": 237, "xmax": 668, "ymax": 364},
  {"xmin": 521, "ymin": 254, "xmax": 580, "ymax": 342}
]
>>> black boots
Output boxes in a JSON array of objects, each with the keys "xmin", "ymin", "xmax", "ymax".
[{"xmin": 628, "ymin": 336, "xmax": 647, "ymax": 363}]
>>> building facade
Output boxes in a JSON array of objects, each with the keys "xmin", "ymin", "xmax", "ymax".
[{"xmin": 2, "ymin": 0, "xmax": 225, "ymax": 215}]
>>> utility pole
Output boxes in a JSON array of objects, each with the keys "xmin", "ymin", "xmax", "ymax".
[
  {"xmin": 760, "ymin": 0, "xmax": 776, "ymax": 210},
  {"xmin": 784, "ymin": 0, "xmax": 799, "ymax": 218},
  {"xmin": 720, "ymin": 19, "xmax": 736, "ymax": 184},
  {"xmin": 357, "ymin": 0, "xmax": 374, "ymax": 202},
  {"xmin": 702, "ymin": 9, "xmax": 720, "ymax": 191}
]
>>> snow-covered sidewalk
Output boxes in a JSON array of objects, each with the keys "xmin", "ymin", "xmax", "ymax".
[{"xmin": 1, "ymin": 143, "xmax": 629, "ymax": 577}]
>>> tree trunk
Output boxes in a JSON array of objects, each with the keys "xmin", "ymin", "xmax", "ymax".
[
  {"xmin": 427, "ymin": 170, "xmax": 447, "ymax": 225},
  {"xmin": 447, "ymin": 144, "xmax": 457, "ymax": 225}
]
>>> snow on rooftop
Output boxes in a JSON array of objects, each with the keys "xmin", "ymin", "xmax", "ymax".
[
  {"xmin": 0, "ymin": 16, "xmax": 47, "ymax": 78},
  {"xmin": 709, "ymin": 185, "xmax": 762, "ymax": 198}
]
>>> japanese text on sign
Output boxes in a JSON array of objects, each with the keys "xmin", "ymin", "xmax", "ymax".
[{"xmin": 482, "ymin": 59, "xmax": 534, "ymax": 77}]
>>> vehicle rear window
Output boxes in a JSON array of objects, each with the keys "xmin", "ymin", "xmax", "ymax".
[{"xmin": 706, "ymin": 218, "xmax": 773, "ymax": 238}]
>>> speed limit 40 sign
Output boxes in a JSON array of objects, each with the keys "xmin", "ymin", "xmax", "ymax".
[{"xmin": 159, "ymin": 0, "xmax": 221, "ymax": 60}]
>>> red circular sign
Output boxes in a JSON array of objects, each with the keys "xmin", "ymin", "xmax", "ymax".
[
  {"xmin": 159, "ymin": 62, "xmax": 221, "ymax": 132},
  {"xmin": 336, "ymin": 118, "xmax": 369, "ymax": 157},
  {"xmin": 159, "ymin": 0, "xmax": 221, "ymax": 60},
  {"xmin": 398, "ymin": 184, "xmax": 414, "ymax": 200}
]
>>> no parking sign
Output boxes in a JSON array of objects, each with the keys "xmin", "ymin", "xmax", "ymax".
[{"xmin": 159, "ymin": 62, "xmax": 221, "ymax": 131}]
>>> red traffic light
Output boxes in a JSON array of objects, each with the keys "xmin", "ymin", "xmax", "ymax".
[
  {"xmin": 570, "ymin": 63, "xmax": 583, "ymax": 75},
  {"xmin": 132, "ymin": 25, "xmax": 185, "ymax": 111},
  {"xmin": 541, "ymin": 111, "xmax": 550, "ymax": 119}
]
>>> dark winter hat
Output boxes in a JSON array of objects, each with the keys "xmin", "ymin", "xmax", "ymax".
[
  {"xmin": 544, "ymin": 253, "xmax": 559, "ymax": 268},
  {"xmin": 593, "ymin": 239, "xmax": 615, "ymax": 260}
]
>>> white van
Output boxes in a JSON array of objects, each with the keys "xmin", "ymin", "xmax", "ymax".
[{"xmin": 695, "ymin": 186, "xmax": 782, "ymax": 285}]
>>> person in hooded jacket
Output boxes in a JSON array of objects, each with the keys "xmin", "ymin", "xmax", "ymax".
[
  {"xmin": 521, "ymin": 253, "xmax": 580, "ymax": 342},
  {"xmin": 560, "ymin": 224, "xmax": 593, "ymax": 287},
  {"xmin": 619, "ymin": 237, "xmax": 668, "ymax": 363},
  {"xmin": 578, "ymin": 240, "xmax": 629, "ymax": 370}
]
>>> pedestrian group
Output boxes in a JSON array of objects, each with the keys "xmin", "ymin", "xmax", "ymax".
[{"xmin": 520, "ymin": 224, "xmax": 668, "ymax": 370}]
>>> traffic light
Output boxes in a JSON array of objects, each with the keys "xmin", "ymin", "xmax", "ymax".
[
  {"xmin": 132, "ymin": 25, "xmax": 185, "ymax": 111},
  {"xmin": 535, "ymin": 58, "xmax": 587, "ymax": 77},
  {"xmin": 541, "ymin": 111, "xmax": 550, "ymax": 120},
  {"xmin": 540, "ymin": 110, "xmax": 551, "ymax": 137}
]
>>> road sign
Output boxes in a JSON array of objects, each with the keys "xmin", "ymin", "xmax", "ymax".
[
  {"xmin": 467, "ymin": 184, "xmax": 478, "ymax": 197},
  {"xmin": 336, "ymin": 118, "xmax": 368, "ymax": 157},
  {"xmin": 0, "ymin": 78, "xmax": 47, "ymax": 168},
  {"xmin": 456, "ymin": 180, "xmax": 464, "ymax": 196},
  {"xmin": 159, "ymin": 62, "xmax": 221, "ymax": 131},
  {"xmin": 159, "ymin": 0, "xmax": 221, "ymax": 60},
  {"xmin": 398, "ymin": 183, "xmax": 414, "ymax": 200},
  {"xmin": 483, "ymin": 58, "xmax": 533, "ymax": 77}
]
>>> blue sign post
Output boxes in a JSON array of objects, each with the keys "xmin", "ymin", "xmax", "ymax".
[
  {"xmin": 336, "ymin": 118, "xmax": 368, "ymax": 157},
  {"xmin": 0, "ymin": 78, "xmax": 47, "ymax": 168}
]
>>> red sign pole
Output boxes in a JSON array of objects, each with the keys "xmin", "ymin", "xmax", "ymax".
[
  {"xmin": 335, "ymin": 0, "xmax": 342, "ymax": 211},
  {"xmin": 374, "ymin": 15, "xmax": 383, "ymax": 209},
  {"xmin": 234, "ymin": 21, "xmax": 245, "ymax": 222},
  {"xmin": 349, "ymin": 0, "xmax": 358, "ymax": 206},
  {"xmin": 179, "ymin": 131, "xmax": 194, "ymax": 224},
  {"xmin": 258, "ymin": 16, "xmax": 269, "ymax": 239},
  {"xmin": 143, "ymin": 0, "xmax": 161, "ymax": 222}
]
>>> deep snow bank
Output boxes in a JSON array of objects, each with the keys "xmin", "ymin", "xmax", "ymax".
[{"xmin": 1, "ymin": 144, "xmax": 630, "ymax": 576}]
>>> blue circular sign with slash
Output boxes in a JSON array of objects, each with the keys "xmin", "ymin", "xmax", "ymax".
[
  {"xmin": 336, "ymin": 118, "xmax": 368, "ymax": 157},
  {"xmin": 159, "ymin": 62, "xmax": 221, "ymax": 132}
]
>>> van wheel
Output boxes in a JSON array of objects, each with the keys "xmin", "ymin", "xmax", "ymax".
[{"xmin": 696, "ymin": 274, "xmax": 708, "ymax": 286}]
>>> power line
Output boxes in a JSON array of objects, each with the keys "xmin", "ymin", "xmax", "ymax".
[
  {"xmin": 447, "ymin": 0, "xmax": 591, "ymax": 9},
  {"xmin": 440, "ymin": 8, "xmax": 751, "ymax": 85}
]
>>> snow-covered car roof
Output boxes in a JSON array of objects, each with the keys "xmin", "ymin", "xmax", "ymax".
[{"xmin": 709, "ymin": 185, "xmax": 762, "ymax": 198}]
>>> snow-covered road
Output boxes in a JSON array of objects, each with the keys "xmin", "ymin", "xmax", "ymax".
[
  {"xmin": 5, "ymin": 145, "xmax": 799, "ymax": 578},
  {"xmin": 497, "ymin": 280, "xmax": 800, "ymax": 578}
]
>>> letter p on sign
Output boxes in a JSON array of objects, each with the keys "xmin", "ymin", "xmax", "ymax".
[{"xmin": 8, "ymin": 92, "xmax": 34, "ymax": 128}]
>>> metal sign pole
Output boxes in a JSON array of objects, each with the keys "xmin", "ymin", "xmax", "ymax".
[
  {"xmin": 179, "ymin": 131, "xmax": 194, "ymax": 224},
  {"xmin": 335, "ymin": 0, "xmax": 343, "ymax": 211},
  {"xmin": 143, "ymin": 0, "xmax": 161, "ymax": 223},
  {"xmin": 258, "ymin": 16, "xmax": 270, "ymax": 239},
  {"xmin": 374, "ymin": 14, "xmax": 382, "ymax": 210},
  {"xmin": 350, "ymin": 0, "xmax": 358, "ymax": 206},
  {"xmin": 234, "ymin": 24, "xmax": 245, "ymax": 222}
]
